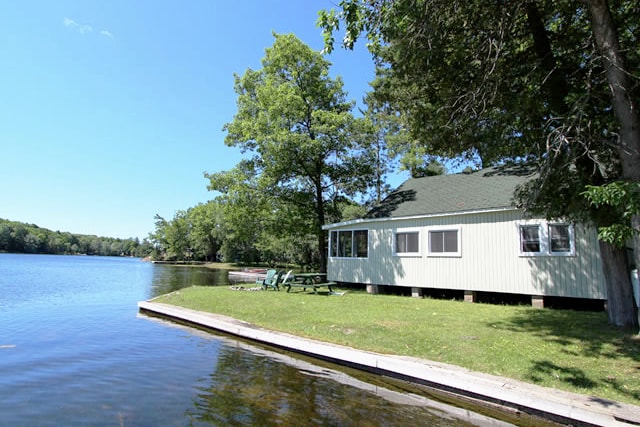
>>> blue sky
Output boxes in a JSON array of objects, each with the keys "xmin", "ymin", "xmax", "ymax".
[{"xmin": 0, "ymin": 1, "xmax": 407, "ymax": 240}]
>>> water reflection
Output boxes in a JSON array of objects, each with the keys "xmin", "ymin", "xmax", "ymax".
[
  {"xmin": 149, "ymin": 265, "xmax": 229, "ymax": 297},
  {"xmin": 175, "ymin": 326, "xmax": 515, "ymax": 427},
  {"xmin": 143, "ymin": 267, "xmax": 524, "ymax": 426}
]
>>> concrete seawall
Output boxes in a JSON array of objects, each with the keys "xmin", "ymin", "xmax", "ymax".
[{"xmin": 138, "ymin": 301, "xmax": 640, "ymax": 427}]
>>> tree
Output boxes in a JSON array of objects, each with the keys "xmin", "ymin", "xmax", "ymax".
[
  {"xmin": 187, "ymin": 202, "xmax": 223, "ymax": 262},
  {"xmin": 206, "ymin": 161, "xmax": 273, "ymax": 264},
  {"xmin": 359, "ymin": 90, "xmax": 398, "ymax": 206},
  {"xmin": 216, "ymin": 33, "xmax": 375, "ymax": 272},
  {"xmin": 319, "ymin": 1, "xmax": 640, "ymax": 328},
  {"xmin": 151, "ymin": 212, "xmax": 191, "ymax": 261},
  {"xmin": 0, "ymin": 218, "xmax": 151, "ymax": 257}
]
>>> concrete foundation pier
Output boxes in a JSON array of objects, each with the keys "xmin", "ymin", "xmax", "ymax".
[
  {"xmin": 531, "ymin": 295, "xmax": 544, "ymax": 308},
  {"xmin": 464, "ymin": 291, "xmax": 476, "ymax": 303}
]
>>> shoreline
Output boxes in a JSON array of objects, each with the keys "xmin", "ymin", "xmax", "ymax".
[{"xmin": 138, "ymin": 300, "xmax": 640, "ymax": 427}]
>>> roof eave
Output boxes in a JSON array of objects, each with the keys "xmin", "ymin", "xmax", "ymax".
[{"xmin": 322, "ymin": 206, "xmax": 519, "ymax": 230}]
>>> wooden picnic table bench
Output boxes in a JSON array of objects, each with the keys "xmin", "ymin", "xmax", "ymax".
[{"xmin": 284, "ymin": 273, "xmax": 336, "ymax": 294}]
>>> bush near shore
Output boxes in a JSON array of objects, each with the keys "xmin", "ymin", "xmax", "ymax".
[{"xmin": 154, "ymin": 285, "xmax": 640, "ymax": 406}]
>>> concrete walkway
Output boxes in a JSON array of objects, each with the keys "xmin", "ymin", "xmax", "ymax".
[{"xmin": 138, "ymin": 301, "xmax": 640, "ymax": 427}]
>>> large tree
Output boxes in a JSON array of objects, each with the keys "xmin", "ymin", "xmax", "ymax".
[
  {"xmin": 206, "ymin": 161, "xmax": 301, "ymax": 265},
  {"xmin": 212, "ymin": 33, "xmax": 374, "ymax": 272},
  {"xmin": 319, "ymin": 0, "xmax": 640, "ymax": 327}
]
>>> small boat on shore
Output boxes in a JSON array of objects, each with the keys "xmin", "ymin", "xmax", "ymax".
[{"xmin": 228, "ymin": 269, "xmax": 268, "ymax": 283}]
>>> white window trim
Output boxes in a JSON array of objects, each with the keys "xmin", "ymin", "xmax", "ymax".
[
  {"xmin": 393, "ymin": 228, "xmax": 421, "ymax": 257},
  {"xmin": 548, "ymin": 223, "xmax": 575, "ymax": 256},
  {"xmin": 517, "ymin": 221, "xmax": 575, "ymax": 257},
  {"xmin": 519, "ymin": 224, "xmax": 543, "ymax": 255},
  {"xmin": 329, "ymin": 229, "xmax": 369, "ymax": 259},
  {"xmin": 427, "ymin": 226, "xmax": 462, "ymax": 257}
]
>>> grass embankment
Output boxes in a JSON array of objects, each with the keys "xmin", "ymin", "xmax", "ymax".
[{"xmin": 153, "ymin": 285, "xmax": 640, "ymax": 406}]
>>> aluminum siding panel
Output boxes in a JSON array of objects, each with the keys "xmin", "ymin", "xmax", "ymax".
[{"xmin": 326, "ymin": 210, "xmax": 606, "ymax": 299}]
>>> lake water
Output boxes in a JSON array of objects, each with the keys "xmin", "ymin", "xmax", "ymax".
[{"xmin": 0, "ymin": 254, "xmax": 517, "ymax": 426}]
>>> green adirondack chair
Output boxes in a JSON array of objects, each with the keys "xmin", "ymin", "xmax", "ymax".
[{"xmin": 260, "ymin": 269, "xmax": 279, "ymax": 290}]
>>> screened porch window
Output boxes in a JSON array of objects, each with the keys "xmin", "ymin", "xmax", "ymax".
[
  {"xmin": 329, "ymin": 230, "xmax": 368, "ymax": 258},
  {"xmin": 354, "ymin": 230, "xmax": 368, "ymax": 257}
]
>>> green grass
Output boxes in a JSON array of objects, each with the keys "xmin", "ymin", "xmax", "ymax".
[{"xmin": 153, "ymin": 285, "xmax": 640, "ymax": 406}]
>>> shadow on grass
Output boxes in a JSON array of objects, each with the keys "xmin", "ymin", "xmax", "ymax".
[
  {"xmin": 489, "ymin": 308, "xmax": 640, "ymax": 401},
  {"xmin": 488, "ymin": 308, "xmax": 639, "ymax": 361},
  {"xmin": 527, "ymin": 360, "xmax": 597, "ymax": 389}
]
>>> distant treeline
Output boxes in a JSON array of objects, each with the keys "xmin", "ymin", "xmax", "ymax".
[{"xmin": 0, "ymin": 218, "xmax": 154, "ymax": 257}]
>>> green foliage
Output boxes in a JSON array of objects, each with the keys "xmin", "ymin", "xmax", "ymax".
[
  {"xmin": 318, "ymin": 0, "xmax": 638, "ymax": 202},
  {"xmin": 583, "ymin": 182, "xmax": 640, "ymax": 247},
  {"xmin": 150, "ymin": 201, "xmax": 224, "ymax": 262},
  {"xmin": 359, "ymin": 89, "xmax": 399, "ymax": 202},
  {"xmin": 0, "ymin": 218, "xmax": 152, "ymax": 257},
  {"xmin": 213, "ymin": 33, "xmax": 377, "ymax": 270},
  {"xmin": 336, "ymin": 201, "xmax": 368, "ymax": 221}
]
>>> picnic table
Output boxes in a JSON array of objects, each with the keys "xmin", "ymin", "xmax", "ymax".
[{"xmin": 284, "ymin": 273, "xmax": 336, "ymax": 294}]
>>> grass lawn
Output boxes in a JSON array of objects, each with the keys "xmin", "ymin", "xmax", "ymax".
[{"xmin": 153, "ymin": 285, "xmax": 640, "ymax": 406}]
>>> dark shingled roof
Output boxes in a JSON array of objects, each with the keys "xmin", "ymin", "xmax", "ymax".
[{"xmin": 366, "ymin": 166, "xmax": 534, "ymax": 219}]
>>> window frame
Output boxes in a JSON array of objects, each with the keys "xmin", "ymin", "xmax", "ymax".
[
  {"xmin": 353, "ymin": 230, "xmax": 369, "ymax": 258},
  {"xmin": 427, "ymin": 226, "xmax": 462, "ymax": 257},
  {"xmin": 549, "ymin": 223, "xmax": 572, "ymax": 253},
  {"xmin": 520, "ymin": 224, "xmax": 542, "ymax": 254},
  {"xmin": 329, "ymin": 229, "xmax": 369, "ymax": 259},
  {"xmin": 393, "ymin": 229, "xmax": 421, "ymax": 257},
  {"xmin": 518, "ymin": 222, "xmax": 575, "ymax": 257},
  {"xmin": 392, "ymin": 228, "xmax": 422, "ymax": 257}
]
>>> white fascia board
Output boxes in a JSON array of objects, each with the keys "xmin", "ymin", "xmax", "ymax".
[{"xmin": 322, "ymin": 206, "xmax": 519, "ymax": 230}]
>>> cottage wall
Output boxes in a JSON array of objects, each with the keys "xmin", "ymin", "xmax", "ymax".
[{"xmin": 326, "ymin": 210, "xmax": 606, "ymax": 299}]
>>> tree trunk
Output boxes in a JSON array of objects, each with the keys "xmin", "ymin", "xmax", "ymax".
[
  {"xmin": 588, "ymin": 0, "xmax": 640, "ymax": 330},
  {"xmin": 526, "ymin": 3, "xmax": 568, "ymax": 115},
  {"xmin": 315, "ymin": 179, "xmax": 327, "ymax": 273},
  {"xmin": 587, "ymin": 0, "xmax": 640, "ymax": 183},
  {"xmin": 633, "ymin": 215, "xmax": 640, "ymax": 330},
  {"xmin": 599, "ymin": 241, "xmax": 638, "ymax": 328}
]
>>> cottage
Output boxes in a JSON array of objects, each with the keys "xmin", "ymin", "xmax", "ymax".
[{"xmin": 323, "ymin": 167, "xmax": 606, "ymax": 307}]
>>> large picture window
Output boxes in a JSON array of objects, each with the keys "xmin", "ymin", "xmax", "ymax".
[
  {"xmin": 394, "ymin": 231, "xmax": 420, "ymax": 255},
  {"xmin": 519, "ymin": 222, "xmax": 574, "ymax": 256},
  {"xmin": 329, "ymin": 230, "xmax": 368, "ymax": 258}
]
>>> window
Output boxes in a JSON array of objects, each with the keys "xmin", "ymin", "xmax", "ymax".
[
  {"xmin": 519, "ymin": 222, "xmax": 574, "ymax": 256},
  {"xmin": 520, "ymin": 225, "xmax": 541, "ymax": 253},
  {"xmin": 428, "ymin": 228, "xmax": 461, "ymax": 256},
  {"xmin": 329, "ymin": 230, "xmax": 368, "ymax": 258},
  {"xmin": 430, "ymin": 230, "xmax": 458, "ymax": 253},
  {"xmin": 394, "ymin": 231, "xmax": 420, "ymax": 255},
  {"xmin": 338, "ymin": 231, "xmax": 353, "ymax": 257},
  {"xmin": 354, "ymin": 230, "xmax": 368, "ymax": 257},
  {"xmin": 549, "ymin": 224, "xmax": 571, "ymax": 253}
]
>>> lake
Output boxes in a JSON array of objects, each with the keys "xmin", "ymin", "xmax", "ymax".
[{"xmin": 0, "ymin": 254, "xmax": 516, "ymax": 426}]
